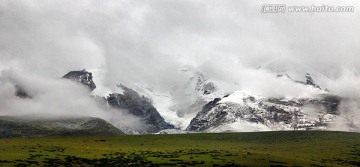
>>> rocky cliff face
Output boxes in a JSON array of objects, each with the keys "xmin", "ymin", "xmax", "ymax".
[
  {"xmin": 296, "ymin": 73, "xmax": 322, "ymax": 89},
  {"xmin": 106, "ymin": 84, "xmax": 174, "ymax": 133},
  {"xmin": 62, "ymin": 70, "xmax": 173, "ymax": 134},
  {"xmin": 62, "ymin": 69, "xmax": 96, "ymax": 91}
]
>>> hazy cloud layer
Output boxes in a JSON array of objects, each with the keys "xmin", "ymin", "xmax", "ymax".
[
  {"xmin": 0, "ymin": 70, "xmax": 144, "ymax": 131},
  {"xmin": 1, "ymin": 0, "xmax": 359, "ymax": 87}
]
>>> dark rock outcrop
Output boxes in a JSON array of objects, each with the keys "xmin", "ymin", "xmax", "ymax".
[
  {"xmin": 106, "ymin": 84, "xmax": 174, "ymax": 133},
  {"xmin": 296, "ymin": 73, "xmax": 321, "ymax": 89},
  {"xmin": 186, "ymin": 98, "xmax": 222, "ymax": 131},
  {"xmin": 278, "ymin": 73, "xmax": 322, "ymax": 89},
  {"xmin": 62, "ymin": 69, "xmax": 96, "ymax": 91},
  {"xmin": 15, "ymin": 85, "xmax": 31, "ymax": 98}
]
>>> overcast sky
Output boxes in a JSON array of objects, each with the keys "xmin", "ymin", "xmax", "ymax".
[{"xmin": 0, "ymin": 0, "xmax": 359, "ymax": 95}]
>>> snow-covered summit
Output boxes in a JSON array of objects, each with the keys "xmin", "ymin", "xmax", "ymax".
[
  {"xmin": 118, "ymin": 70, "xmax": 226, "ymax": 130},
  {"xmin": 62, "ymin": 69, "xmax": 96, "ymax": 91}
]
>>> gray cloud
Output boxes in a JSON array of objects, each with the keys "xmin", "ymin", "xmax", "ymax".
[
  {"xmin": 1, "ymin": 0, "xmax": 359, "ymax": 85},
  {"xmin": 0, "ymin": 69, "xmax": 144, "ymax": 132}
]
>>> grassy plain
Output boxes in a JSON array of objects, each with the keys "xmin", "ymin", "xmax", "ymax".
[{"xmin": 0, "ymin": 131, "xmax": 359, "ymax": 166}]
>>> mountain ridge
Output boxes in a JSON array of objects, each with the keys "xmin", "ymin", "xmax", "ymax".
[
  {"xmin": 0, "ymin": 116, "xmax": 124, "ymax": 138},
  {"xmin": 5, "ymin": 69, "xmax": 359, "ymax": 134}
]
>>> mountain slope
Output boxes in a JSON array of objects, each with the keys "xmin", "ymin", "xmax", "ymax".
[
  {"xmin": 0, "ymin": 116, "xmax": 124, "ymax": 138},
  {"xmin": 106, "ymin": 84, "xmax": 174, "ymax": 133},
  {"xmin": 186, "ymin": 91, "xmax": 346, "ymax": 132},
  {"xmin": 125, "ymin": 71, "xmax": 226, "ymax": 130},
  {"xmin": 62, "ymin": 69, "xmax": 96, "ymax": 91}
]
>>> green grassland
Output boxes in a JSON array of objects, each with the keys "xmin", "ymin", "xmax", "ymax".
[{"xmin": 0, "ymin": 131, "xmax": 359, "ymax": 166}]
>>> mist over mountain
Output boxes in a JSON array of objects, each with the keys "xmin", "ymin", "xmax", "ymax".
[{"xmin": 0, "ymin": 0, "xmax": 359, "ymax": 134}]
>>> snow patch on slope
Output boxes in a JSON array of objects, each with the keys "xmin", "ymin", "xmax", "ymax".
[
  {"xmin": 206, "ymin": 120, "xmax": 272, "ymax": 132},
  {"xmin": 131, "ymin": 83, "xmax": 196, "ymax": 130}
]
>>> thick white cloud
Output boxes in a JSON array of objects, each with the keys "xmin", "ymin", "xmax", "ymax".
[
  {"xmin": 0, "ymin": 0, "xmax": 359, "ymax": 85},
  {"xmin": 0, "ymin": 69, "xmax": 144, "ymax": 131}
]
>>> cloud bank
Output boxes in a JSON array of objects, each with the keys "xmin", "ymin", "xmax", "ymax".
[
  {"xmin": 1, "ymin": 0, "xmax": 359, "ymax": 87},
  {"xmin": 0, "ymin": 70, "xmax": 144, "ymax": 132}
]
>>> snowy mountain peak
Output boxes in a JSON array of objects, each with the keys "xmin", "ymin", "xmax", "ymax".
[
  {"xmin": 305, "ymin": 73, "xmax": 321, "ymax": 89},
  {"xmin": 106, "ymin": 84, "xmax": 174, "ymax": 133},
  {"xmin": 62, "ymin": 69, "xmax": 96, "ymax": 91},
  {"xmin": 193, "ymin": 72, "xmax": 217, "ymax": 95},
  {"xmin": 278, "ymin": 72, "xmax": 322, "ymax": 90},
  {"xmin": 186, "ymin": 89, "xmax": 349, "ymax": 133}
]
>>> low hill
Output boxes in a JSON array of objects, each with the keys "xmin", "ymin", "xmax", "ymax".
[{"xmin": 0, "ymin": 116, "xmax": 123, "ymax": 138}]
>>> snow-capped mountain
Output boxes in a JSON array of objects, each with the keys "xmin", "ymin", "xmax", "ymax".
[
  {"xmin": 63, "ymin": 69, "xmax": 97, "ymax": 91},
  {"xmin": 182, "ymin": 72, "xmax": 360, "ymax": 133},
  {"xmin": 186, "ymin": 91, "xmax": 343, "ymax": 132},
  {"xmin": 7, "ymin": 69, "xmax": 175, "ymax": 134},
  {"xmin": 114, "ymin": 69, "xmax": 354, "ymax": 133},
  {"xmin": 121, "ymin": 69, "xmax": 359, "ymax": 133},
  {"xmin": 7, "ymin": 68, "xmax": 358, "ymax": 134},
  {"xmin": 106, "ymin": 84, "xmax": 174, "ymax": 133},
  {"xmin": 126, "ymin": 70, "xmax": 226, "ymax": 130},
  {"xmin": 62, "ymin": 69, "xmax": 174, "ymax": 134}
]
